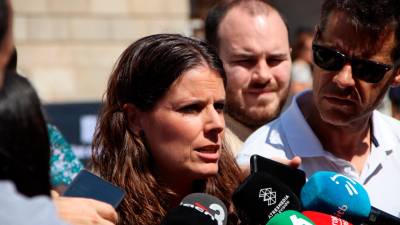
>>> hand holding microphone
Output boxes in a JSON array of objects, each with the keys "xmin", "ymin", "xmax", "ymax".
[{"xmin": 235, "ymin": 155, "xmax": 399, "ymax": 225}]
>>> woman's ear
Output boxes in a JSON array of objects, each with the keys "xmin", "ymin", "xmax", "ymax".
[{"xmin": 122, "ymin": 103, "xmax": 142, "ymax": 135}]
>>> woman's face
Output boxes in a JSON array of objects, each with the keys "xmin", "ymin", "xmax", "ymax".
[{"xmin": 137, "ymin": 65, "xmax": 226, "ymax": 182}]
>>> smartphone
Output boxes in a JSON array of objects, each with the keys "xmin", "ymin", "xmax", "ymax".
[
  {"xmin": 250, "ymin": 154, "xmax": 306, "ymax": 197},
  {"xmin": 63, "ymin": 169, "xmax": 125, "ymax": 208}
]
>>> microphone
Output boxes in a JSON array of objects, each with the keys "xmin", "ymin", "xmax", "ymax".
[
  {"xmin": 232, "ymin": 172, "xmax": 302, "ymax": 225},
  {"xmin": 161, "ymin": 193, "xmax": 228, "ymax": 225},
  {"xmin": 266, "ymin": 210, "xmax": 315, "ymax": 225},
  {"xmin": 161, "ymin": 206, "xmax": 218, "ymax": 225},
  {"xmin": 300, "ymin": 171, "xmax": 400, "ymax": 225},
  {"xmin": 302, "ymin": 211, "xmax": 353, "ymax": 225},
  {"xmin": 366, "ymin": 206, "xmax": 400, "ymax": 225},
  {"xmin": 180, "ymin": 193, "xmax": 228, "ymax": 225},
  {"xmin": 250, "ymin": 155, "xmax": 306, "ymax": 198},
  {"xmin": 300, "ymin": 171, "xmax": 370, "ymax": 223}
]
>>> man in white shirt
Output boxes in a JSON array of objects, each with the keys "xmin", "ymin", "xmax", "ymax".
[{"xmin": 238, "ymin": 0, "xmax": 400, "ymax": 217}]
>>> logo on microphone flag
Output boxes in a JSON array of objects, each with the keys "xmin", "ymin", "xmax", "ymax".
[
  {"xmin": 330, "ymin": 174, "xmax": 358, "ymax": 196},
  {"xmin": 259, "ymin": 188, "xmax": 277, "ymax": 205}
]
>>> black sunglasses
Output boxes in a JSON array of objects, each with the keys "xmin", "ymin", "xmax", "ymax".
[{"xmin": 312, "ymin": 43, "xmax": 399, "ymax": 83}]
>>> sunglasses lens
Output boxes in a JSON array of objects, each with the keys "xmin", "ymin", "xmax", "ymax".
[
  {"xmin": 313, "ymin": 44, "xmax": 391, "ymax": 83},
  {"xmin": 352, "ymin": 59, "xmax": 388, "ymax": 83},
  {"xmin": 313, "ymin": 45, "xmax": 345, "ymax": 71}
]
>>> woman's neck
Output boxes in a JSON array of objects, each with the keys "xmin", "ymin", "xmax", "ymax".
[{"xmin": 155, "ymin": 170, "xmax": 201, "ymax": 207}]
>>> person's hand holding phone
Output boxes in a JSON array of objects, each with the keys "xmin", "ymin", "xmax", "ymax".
[
  {"xmin": 271, "ymin": 156, "xmax": 302, "ymax": 169},
  {"xmin": 52, "ymin": 191, "xmax": 118, "ymax": 225}
]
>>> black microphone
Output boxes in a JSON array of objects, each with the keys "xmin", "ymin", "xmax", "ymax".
[
  {"xmin": 366, "ymin": 206, "xmax": 400, "ymax": 225},
  {"xmin": 232, "ymin": 172, "xmax": 302, "ymax": 225},
  {"xmin": 161, "ymin": 193, "xmax": 228, "ymax": 225},
  {"xmin": 250, "ymin": 155, "xmax": 306, "ymax": 198},
  {"xmin": 161, "ymin": 206, "xmax": 218, "ymax": 225}
]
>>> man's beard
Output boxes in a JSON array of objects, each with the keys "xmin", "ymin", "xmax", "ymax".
[{"xmin": 225, "ymin": 90, "xmax": 288, "ymax": 130}]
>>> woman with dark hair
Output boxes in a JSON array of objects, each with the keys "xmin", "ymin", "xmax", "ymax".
[
  {"xmin": 0, "ymin": 72, "xmax": 51, "ymax": 197},
  {"xmin": 0, "ymin": 72, "xmax": 117, "ymax": 225},
  {"xmin": 92, "ymin": 33, "xmax": 244, "ymax": 225}
]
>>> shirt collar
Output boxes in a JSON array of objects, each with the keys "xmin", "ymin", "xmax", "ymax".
[
  {"xmin": 370, "ymin": 110, "xmax": 397, "ymax": 150},
  {"xmin": 279, "ymin": 90, "xmax": 395, "ymax": 161},
  {"xmin": 280, "ymin": 90, "xmax": 328, "ymax": 157},
  {"xmin": 359, "ymin": 111, "xmax": 398, "ymax": 181}
]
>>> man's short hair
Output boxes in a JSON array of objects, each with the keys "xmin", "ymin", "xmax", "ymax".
[
  {"xmin": 205, "ymin": 0, "xmax": 288, "ymax": 50},
  {"xmin": 319, "ymin": 0, "xmax": 400, "ymax": 62}
]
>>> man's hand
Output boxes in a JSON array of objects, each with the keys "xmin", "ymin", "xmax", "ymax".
[
  {"xmin": 52, "ymin": 192, "xmax": 118, "ymax": 225},
  {"xmin": 272, "ymin": 156, "xmax": 302, "ymax": 169}
]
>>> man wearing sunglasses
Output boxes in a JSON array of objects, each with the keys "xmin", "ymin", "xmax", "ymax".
[{"xmin": 238, "ymin": 0, "xmax": 400, "ymax": 217}]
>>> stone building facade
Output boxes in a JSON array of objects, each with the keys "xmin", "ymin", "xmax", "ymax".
[{"xmin": 13, "ymin": 0, "xmax": 190, "ymax": 102}]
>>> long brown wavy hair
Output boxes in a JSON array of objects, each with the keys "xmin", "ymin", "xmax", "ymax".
[{"xmin": 91, "ymin": 34, "xmax": 244, "ymax": 225}]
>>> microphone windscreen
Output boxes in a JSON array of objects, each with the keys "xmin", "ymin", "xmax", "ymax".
[
  {"xmin": 161, "ymin": 205, "xmax": 218, "ymax": 225},
  {"xmin": 302, "ymin": 211, "xmax": 353, "ymax": 225},
  {"xmin": 266, "ymin": 210, "xmax": 315, "ymax": 225},
  {"xmin": 233, "ymin": 172, "xmax": 302, "ymax": 225},
  {"xmin": 181, "ymin": 193, "xmax": 228, "ymax": 225},
  {"xmin": 300, "ymin": 171, "xmax": 370, "ymax": 223}
]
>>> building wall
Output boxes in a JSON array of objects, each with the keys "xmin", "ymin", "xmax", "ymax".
[{"xmin": 13, "ymin": 0, "xmax": 190, "ymax": 103}]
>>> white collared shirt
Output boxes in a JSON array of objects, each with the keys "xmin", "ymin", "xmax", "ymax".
[{"xmin": 237, "ymin": 91, "xmax": 400, "ymax": 217}]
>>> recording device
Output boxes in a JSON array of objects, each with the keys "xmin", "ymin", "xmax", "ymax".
[
  {"xmin": 300, "ymin": 171, "xmax": 370, "ymax": 223},
  {"xmin": 250, "ymin": 154, "xmax": 306, "ymax": 197},
  {"xmin": 232, "ymin": 172, "xmax": 302, "ymax": 225},
  {"xmin": 302, "ymin": 211, "xmax": 353, "ymax": 225},
  {"xmin": 161, "ymin": 205, "xmax": 218, "ymax": 225},
  {"xmin": 300, "ymin": 171, "xmax": 400, "ymax": 225},
  {"xmin": 266, "ymin": 210, "xmax": 315, "ymax": 225},
  {"xmin": 63, "ymin": 169, "xmax": 125, "ymax": 208},
  {"xmin": 181, "ymin": 193, "xmax": 228, "ymax": 225},
  {"xmin": 161, "ymin": 193, "xmax": 227, "ymax": 225}
]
